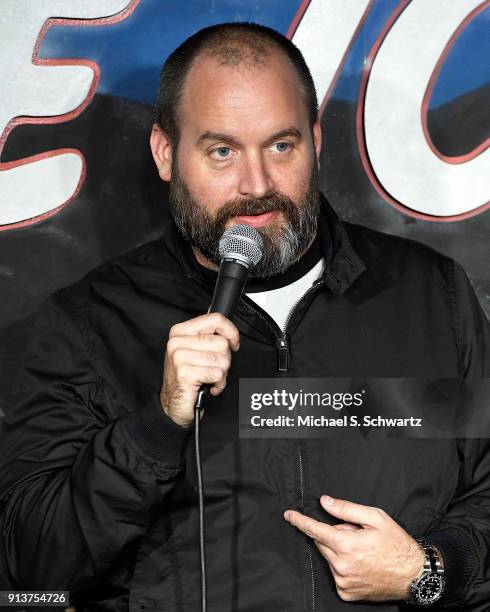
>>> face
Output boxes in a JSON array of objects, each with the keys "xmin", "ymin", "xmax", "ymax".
[{"xmin": 151, "ymin": 51, "xmax": 322, "ymax": 278}]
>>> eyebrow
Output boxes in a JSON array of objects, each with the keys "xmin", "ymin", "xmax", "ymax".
[{"xmin": 197, "ymin": 126, "xmax": 302, "ymax": 147}]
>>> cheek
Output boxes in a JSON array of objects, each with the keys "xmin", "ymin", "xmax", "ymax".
[
  {"xmin": 270, "ymin": 162, "xmax": 312, "ymax": 199},
  {"xmin": 194, "ymin": 180, "xmax": 236, "ymax": 211},
  {"xmin": 203, "ymin": 173, "xmax": 239, "ymax": 199},
  {"xmin": 179, "ymin": 155, "xmax": 238, "ymax": 204}
]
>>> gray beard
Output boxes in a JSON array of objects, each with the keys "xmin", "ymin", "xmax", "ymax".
[{"xmin": 168, "ymin": 159, "xmax": 320, "ymax": 279}]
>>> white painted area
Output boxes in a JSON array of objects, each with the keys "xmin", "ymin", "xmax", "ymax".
[
  {"xmin": 2, "ymin": 0, "xmax": 487, "ymax": 225},
  {"xmin": 0, "ymin": 155, "xmax": 83, "ymax": 225},
  {"xmin": 0, "ymin": 0, "xmax": 132, "ymax": 226},
  {"xmin": 292, "ymin": 0, "xmax": 371, "ymax": 105},
  {"xmin": 364, "ymin": 0, "xmax": 489, "ymax": 216}
]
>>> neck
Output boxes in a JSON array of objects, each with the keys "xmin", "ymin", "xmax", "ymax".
[{"xmin": 192, "ymin": 246, "xmax": 219, "ymax": 272}]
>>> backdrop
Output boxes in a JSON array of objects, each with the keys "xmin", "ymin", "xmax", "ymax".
[{"xmin": 1, "ymin": 0, "xmax": 489, "ymax": 420}]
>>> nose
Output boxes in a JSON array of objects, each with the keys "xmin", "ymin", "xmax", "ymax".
[{"xmin": 238, "ymin": 153, "xmax": 274, "ymax": 199}]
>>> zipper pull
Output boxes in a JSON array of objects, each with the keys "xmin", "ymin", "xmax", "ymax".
[{"xmin": 278, "ymin": 337, "xmax": 288, "ymax": 372}]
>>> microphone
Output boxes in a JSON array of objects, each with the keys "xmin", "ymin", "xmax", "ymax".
[
  {"xmin": 194, "ymin": 224, "xmax": 263, "ymax": 612},
  {"xmin": 195, "ymin": 223, "xmax": 263, "ymax": 407},
  {"xmin": 210, "ymin": 223, "xmax": 264, "ymax": 317}
]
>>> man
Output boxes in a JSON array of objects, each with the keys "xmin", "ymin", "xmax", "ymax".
[{"xmin": 0, "ymin": 22, "xmax": 489, "ymax": 612}]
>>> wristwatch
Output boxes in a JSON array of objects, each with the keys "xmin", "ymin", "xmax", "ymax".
[{"xmin": 406, "ymin": 538, "xmax": 445, "ymax": 606}]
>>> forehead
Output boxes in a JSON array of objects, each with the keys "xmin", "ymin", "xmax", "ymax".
[{"xmin": 179, "ymin": 51, "xmax": 308, "ymax": 140}]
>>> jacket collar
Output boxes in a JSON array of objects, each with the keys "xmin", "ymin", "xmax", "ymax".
[
  {"xmin": 317, "ymin": 193, "xmax": 366, "ymax": 295},
  {"xmin": 162, "ymin": 192, "xmax": 366, "ymax": 296}
]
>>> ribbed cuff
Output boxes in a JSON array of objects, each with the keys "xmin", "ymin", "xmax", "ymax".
[
  {"xmin": 123, "ymin": 393, "xmax": 192, "ymax": 465},
  {"xmin": 424, "ymin": 527, "xmax": 477, "ymax": 605}
]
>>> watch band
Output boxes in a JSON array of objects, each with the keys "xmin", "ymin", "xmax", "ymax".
[
  {"xmin": 419, "ymin": 539, "xmax": 444, "ymax": 575},
  {"xmin": 406, "ymin": 539, "xmax": 445, "ymax": 606}
]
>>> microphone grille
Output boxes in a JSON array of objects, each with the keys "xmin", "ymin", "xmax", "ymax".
[{"xmin": 219, "ymin": 223, "xmax": 263, "ymax": 268}]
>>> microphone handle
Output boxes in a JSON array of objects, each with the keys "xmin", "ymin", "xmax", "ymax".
[
  {"xmin": 209, "ymin": 258, "xmax": 250, "ymax": 317},
  {"xmin": 196, "ymin": 259, "xmax": 250, "ymax": 408}
]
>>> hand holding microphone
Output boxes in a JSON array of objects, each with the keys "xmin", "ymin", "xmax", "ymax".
[
  {"xmin": 159, "ymin": 224, "xmax": 263, "ymax": 428},
  {"xmin": 160, "ymin": 312, "xmax": 240, "ymax": 428}
]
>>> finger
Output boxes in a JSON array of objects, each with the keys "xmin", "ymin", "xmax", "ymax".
[
  {"xmin": 209, "ymin": 371, "xmax": 227, "ymax": 395},
  {"xmin": 333, "ymin": 523, "xmax": 361, "ymax": 531},
  {"xmin": 320, "ymin": 551, "xmax": 358, "ymax": 601},
  {"xmin": 168, "ymin": 333, "xmax": 233, "ymax": 362},
  {"xmin": 320, "ymin": 495, "xmax": 386, "ymax": 528},
  {"xmin": 322, "ymin": 553, "xmax": 353, "ymax": 593},
  {"xmin": 169, "ymin": 313, "xmax": 240, "ymax": 351},
  {"xmin": 172, "ymin": 347, "xmax": 231, "ymax": 371},
  {"xmin": 324, "ymin": 556, "xmax": 348, "ymax": 596},
  {"xmin": 326, "ymin": 557, "xmax": 345, "ymax": 581},
  {"xmin": 284, "ymin": 510, "xmax": 343, "ymax": 550},
  {"xmin": 176, "ymin": 363, "xmax": 226, "ymax": 392},
  {"xmin": 314, "ymin": 539, "xmax": 337, "ymax": 562}
]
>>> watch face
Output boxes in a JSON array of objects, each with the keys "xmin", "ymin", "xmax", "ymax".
[{"xmin": 417, "ymin": 574, "xmax": 445, "ymax": 604}]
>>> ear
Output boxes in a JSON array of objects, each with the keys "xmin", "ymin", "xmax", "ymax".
[
  {"xmin": 312, "ymin": 120, "xmax": 322, "ymax": 167},
  {"xmin": 150, "ymin": 124, "xmax": 173, "ymax": 182}
]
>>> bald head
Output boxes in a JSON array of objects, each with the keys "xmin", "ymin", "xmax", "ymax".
[
  {"xmin": 198, "ymin": 27, "xmax": 273, "ymax": 68},
  {"xmin": 154, "ymin": 22, "xmax": 318, "ymax": 146}
]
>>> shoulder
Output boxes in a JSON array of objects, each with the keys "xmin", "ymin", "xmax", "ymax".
[
  {"xmin": 30, "ymin": 238, "xmax": 165, "ymax": 347},
  {"xmin": 342, "ymin": 220, "xmax": 455, "ymax": 280},
  {"xmin": 344, "ymin": 220, "xmax": 450, "ymax": 262},
  {"xmin": 55, "ymin": 237, "xmax": 164, "ymax": 306}
]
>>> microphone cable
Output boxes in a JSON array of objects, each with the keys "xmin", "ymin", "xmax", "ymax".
[
  {"xmin": 194, "ymin": 388, "xmax": 209, "ymax": 612},
  {"xmin": 191, "ymin": 223, "xmax": 263, "ymax": 612}
]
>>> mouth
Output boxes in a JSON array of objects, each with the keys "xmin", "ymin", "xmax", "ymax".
[{"xmin": 234, "ymin": 210, "xmax": 279, "ymax": 227}]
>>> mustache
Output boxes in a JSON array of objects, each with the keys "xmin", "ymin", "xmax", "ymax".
[{"xmin": 214, "ymin": 192, "xmax": 297, "ymax": 225}]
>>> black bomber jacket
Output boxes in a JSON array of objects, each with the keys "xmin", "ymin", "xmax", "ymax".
[{"xmin": 0, "ymin": 195, "xmax": 489, "ymax": 611}]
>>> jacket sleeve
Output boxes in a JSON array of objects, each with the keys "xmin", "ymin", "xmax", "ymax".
[
  {"xmin": 0, "ymin": 291, "xmax": 192, "ymax": 592},
  {"xmin": 419, "ymin": 260, "xmax": 490, "ymax": 609}
]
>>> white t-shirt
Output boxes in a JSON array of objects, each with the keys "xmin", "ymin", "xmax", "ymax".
[{"xmin": 245, "ymin": 258, "xmax": 324, "ymax": 331}]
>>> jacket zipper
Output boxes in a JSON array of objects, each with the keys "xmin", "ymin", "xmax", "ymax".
[
  {"xmin": 298, "ymin": 447, "xmax": 315, "ymax": 611},
  {"xmin": 186, "ymin": 267, "xmax": 322, "ymax": 610},
  {"xmin": 283, "ymin": 286, "xmax": 320, "ymax": 612},
  {"xmin": 241, "ymin": 279, "xmax": 323, "ymax": 373},
  {"xmin": 240, "ymin": 279, "xmax": 323, "ymax": 612}
]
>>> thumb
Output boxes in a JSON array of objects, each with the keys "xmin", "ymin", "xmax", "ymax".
[{"xmin": 320, "ymin": 495, "xmax": 382, "ymax": 528}]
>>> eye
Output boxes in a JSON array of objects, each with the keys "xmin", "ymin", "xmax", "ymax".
[
  {"xmin": 210, "ymin": 146, "xmax": 232, "ymax": 159},
  {"xmin": 272, "ymin": 141, "xmax": 291, "ymax": 153}
]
